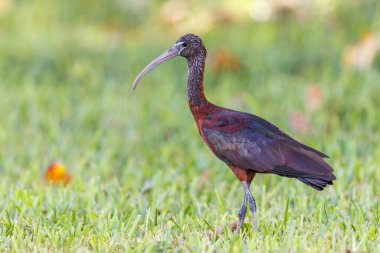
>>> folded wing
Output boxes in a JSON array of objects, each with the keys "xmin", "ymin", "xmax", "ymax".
[{"xmin": 202, "ymin": 110, "xmax": 335, "ymax": 190}]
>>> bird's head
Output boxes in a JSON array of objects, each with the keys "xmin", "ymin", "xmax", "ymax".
[
  {"xmin": 132, "ymin": 33, "xmax": 205, "ymax": 89},
  {"xmin": 175, "ymin": 33, "xmax": 206, "ymax": 58}
]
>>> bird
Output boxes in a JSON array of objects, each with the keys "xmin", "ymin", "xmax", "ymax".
[{"xmin": 132, "ymin": 33, "xmax": 336, "ymax": 232}]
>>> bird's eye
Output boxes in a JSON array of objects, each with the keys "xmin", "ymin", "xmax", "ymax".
[{"xmin": 182, "ymin": 42, "xmax": 188, "ymax": 47}]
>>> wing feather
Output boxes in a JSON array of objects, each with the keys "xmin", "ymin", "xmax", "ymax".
[{"xmin": 201, "ymin": 109, "xmax": 334, "ymax": 180}]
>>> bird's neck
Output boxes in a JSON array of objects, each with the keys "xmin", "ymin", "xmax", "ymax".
[{"xmin": 187, "ymin": 51, "xmax": 210, "ymax": 118}]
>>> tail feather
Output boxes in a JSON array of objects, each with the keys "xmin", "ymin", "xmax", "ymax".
[
  {"xmin": 297, "ymin": 177, "xmax": 333, "ymax": 191},
  {"xmin": 272, "ymin": 144, "xmax": 336, "ymax": 191}
]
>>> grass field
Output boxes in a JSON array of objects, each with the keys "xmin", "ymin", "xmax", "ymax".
[{"xmin": 0, "ymin": 0, "xmax": 379, "ymax": 252}]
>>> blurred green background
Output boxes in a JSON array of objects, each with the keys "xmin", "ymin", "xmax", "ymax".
[{"xmin": 0, "ymin": 0, "xmax": 379, "ymax": 252}]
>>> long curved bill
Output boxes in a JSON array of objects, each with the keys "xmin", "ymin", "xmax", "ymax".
[{"xmin": 132, "ymin": 44, "xmax": 181, "ymax": 89}]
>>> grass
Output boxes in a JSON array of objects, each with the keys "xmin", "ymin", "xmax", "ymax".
[{"xmin": 0, "ymin": 0, "xmax": 379, "ymax": 252}]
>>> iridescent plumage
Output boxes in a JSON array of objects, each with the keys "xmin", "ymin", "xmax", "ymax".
[{"xmin": 133, "ymin": 33, "xmax": 336, "ymax": 232}]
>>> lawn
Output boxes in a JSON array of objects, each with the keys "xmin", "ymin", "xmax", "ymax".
[{"xmin": 0, "ymin": 0, "xmax": 379, "ymax": 252}]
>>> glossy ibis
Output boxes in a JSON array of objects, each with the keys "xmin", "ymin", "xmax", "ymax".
[{"xmin": 132, "ymin": 34, "xmax": 335, "ymax": 232}]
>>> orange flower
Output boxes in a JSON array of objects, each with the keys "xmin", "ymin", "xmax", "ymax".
[{"xmin": 45, "ymin": 162, "xmax": 71, "ymax": 185}]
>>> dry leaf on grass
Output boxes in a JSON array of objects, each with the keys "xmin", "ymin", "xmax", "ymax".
[
  {"xmin": 228, "ymin": 220, "xmax": 238, "ymax": 230},
  {"xmin": 45, "ymin": 162, "xmax": 71, "ymax": 185}
]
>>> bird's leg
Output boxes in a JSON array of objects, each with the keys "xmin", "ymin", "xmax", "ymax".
[
  {"xmin": 228, "ymin": 165, "xmax": 256, "ymax": 232},
  {"xmin": 235, "ymin": 190, "xmax": 248, "ymax": 232},
  {"xmin": 242, "ymin": 181, "xmax": 257, "ymax": 230}
]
